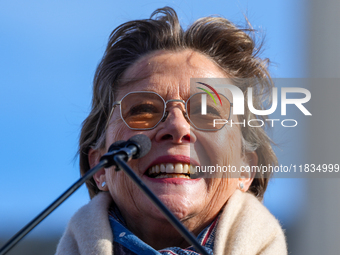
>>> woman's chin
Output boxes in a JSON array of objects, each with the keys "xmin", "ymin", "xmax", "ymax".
[
  {"xmin": 138, "ymin": 176, "xmax": 207, "ymax": 218},
  {"xmin": 139, "ymin": 192, "xmax": 203, "ymax": 222}
]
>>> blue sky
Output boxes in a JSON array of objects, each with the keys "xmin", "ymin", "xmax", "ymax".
[{"xmin": 0, "ymin": 0, "xmax": 308, "ymax": 239}]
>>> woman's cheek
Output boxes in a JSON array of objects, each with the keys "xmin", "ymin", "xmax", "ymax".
[
  {"xmin": 195, "ymin": 127, "xmax": 241, "ymax": 165},
  {"xmin": 107, "ymin": 166, "xmax": 136, "ymax": 207},
  {"xmin": 105, "ymin": 119, "xmax": 130, "ymax": 148}
]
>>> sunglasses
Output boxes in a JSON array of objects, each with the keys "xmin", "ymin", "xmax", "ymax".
[{"xmin": 106, "ymin": 91, "xmax": 232, "ymax": 131}]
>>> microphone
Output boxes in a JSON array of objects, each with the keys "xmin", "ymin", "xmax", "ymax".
[
  {"xmin": 108, "ymin": 140, "xmax": 127, "ymax": 152},
  {"xmin": 101, "ymin": 134, "xmax": 151, "ymax": 168}
]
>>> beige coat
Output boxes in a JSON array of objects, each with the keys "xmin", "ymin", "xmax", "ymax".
[{"xmin": 56, "ymin": 190, "xmax": 287, "ymax": 255}]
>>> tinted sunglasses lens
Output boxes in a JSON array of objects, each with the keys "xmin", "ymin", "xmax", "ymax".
[
  {"xmin": 187, "ymin": 93, "xmax": 231, "ymax": 130},
  {"xmin": 120, "ymin": 93, "xmax": 165, "ymax": 129}
]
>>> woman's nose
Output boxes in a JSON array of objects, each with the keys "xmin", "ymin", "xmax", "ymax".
[{"xmin": 155, "ymin": 107, "xmax": 195, "ymax": 143}]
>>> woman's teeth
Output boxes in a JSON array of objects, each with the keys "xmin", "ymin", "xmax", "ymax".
[{"xmin": 147, "ymin": 163, "xmax": 196, "ymax": 178}]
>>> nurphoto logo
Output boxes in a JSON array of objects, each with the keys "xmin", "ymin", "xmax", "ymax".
[{"xmin": 197, "ymin": 82, "xmax": 312, "ymax": 128}]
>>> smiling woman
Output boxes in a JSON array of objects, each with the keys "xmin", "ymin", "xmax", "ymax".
[{"xmin": 56, "ymin": 7, "xmax": 287, "ymax": 255}]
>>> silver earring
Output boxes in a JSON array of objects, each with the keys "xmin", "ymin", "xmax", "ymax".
[
  {"xmin": 101, "ymin": 181, "xmax": 106, "ymax": 188},
  {"xmin": 239, "ymin": 182, "xmax": 244, "ymax": 190}
]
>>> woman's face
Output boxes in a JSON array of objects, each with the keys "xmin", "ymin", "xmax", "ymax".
[{"xmin": 92, "ymin": 50, "xmax": 252, "ymax": 233}]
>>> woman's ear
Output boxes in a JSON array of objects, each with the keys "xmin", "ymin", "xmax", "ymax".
[
  {"xmin": 239, "ymin": 151, "xmax": 258, "ymax": 192},
  {"xmin": 88, "ymin": 148, "xmax": 101, "ymax": 168},
  {"xmin": 88, "ymin": 148, "xmax": 109, "ymax": 191}
]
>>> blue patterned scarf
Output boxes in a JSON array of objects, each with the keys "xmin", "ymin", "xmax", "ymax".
[{"xmin": 108, "ymin": 205, "xmax": 218, "ymax": 255}]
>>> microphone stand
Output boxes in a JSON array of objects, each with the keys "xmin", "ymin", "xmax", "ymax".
[{"xmin": 0, "ymin": 142, "xmax": 209, "ymax": 255}]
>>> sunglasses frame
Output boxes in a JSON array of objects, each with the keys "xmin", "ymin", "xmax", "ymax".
[{"xmin": 106, "ymin": 91, "xmax": 233, "ymax": 131}]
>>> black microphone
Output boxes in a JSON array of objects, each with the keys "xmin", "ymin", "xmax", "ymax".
[
  {"xmin": 107, "ymin": 140, "xmax": 127, "ymax": 152},
  {"xmin": 101, "ymin": 134, "xmax": 151, "ymax": 168}
]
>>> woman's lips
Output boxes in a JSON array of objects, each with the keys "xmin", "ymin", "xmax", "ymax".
[
  {"xmin": 144, "ymin": 155, "xmax": 199, "ymax": 173},
  {"xmin": 143, "ymin": 155, "xmax": 201, "ymax": 181},
  {"xmin": 144, "ymin": 175, "xmax": 202, "ymax": 184},
  {"xmin": 146, "ymin": 155, "xmax": 194, "ymax": 167}
]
